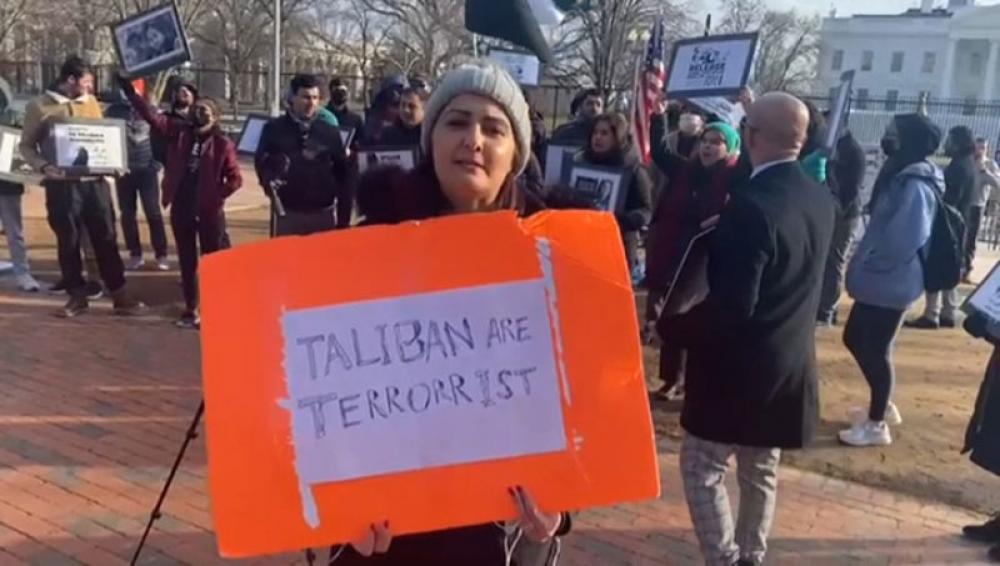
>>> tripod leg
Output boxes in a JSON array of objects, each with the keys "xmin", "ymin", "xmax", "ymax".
[{"xmin": 131, "ymin": 400, "xmax": 205, "ymax": 565}]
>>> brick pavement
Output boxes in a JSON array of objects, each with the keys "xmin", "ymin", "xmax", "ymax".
[{"xmin": 0, "ymin": 288, "xmax": 992, "ymax": 565}]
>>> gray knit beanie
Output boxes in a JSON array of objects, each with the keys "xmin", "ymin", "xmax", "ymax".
[{"xmin": 421, "ymin": 61, "xmax": 532, "ymax": 175}]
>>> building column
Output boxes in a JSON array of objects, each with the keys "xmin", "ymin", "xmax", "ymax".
[
  {"xmin": 942, "ymin": 39, "xmax": 958, "ymax": 100},
  {"xmin": 985, "ymin": 40, "xmax": 999, "ymax": 102}
]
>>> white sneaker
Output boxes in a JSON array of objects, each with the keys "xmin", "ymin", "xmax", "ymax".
[
  {"xmin": 155, "ymin": 257, "xmax": 170, "ymax": 271},
  {"xmin": 126, "ymin": 256, "xmax": 145, "ymax": 271},
  {"xmin": 15, "ymin": 273, "xmax": 41, "ymax": 292},
  {"xmin": 839, "ymin": 420, "xmax": 892, "ymax": 447},
  {"xmin": 848, "ymin": 402, "xmax": 902, "ymax": 426}
]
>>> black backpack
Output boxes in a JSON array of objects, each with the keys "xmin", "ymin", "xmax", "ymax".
[{"xmin": 921, "ymin": 186, "xmax": 966, "ymax": 293}]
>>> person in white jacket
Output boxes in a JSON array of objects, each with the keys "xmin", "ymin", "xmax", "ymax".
[{"xmin": 973, "ymin": 137, "xmax": 1000, "ymax": 263}]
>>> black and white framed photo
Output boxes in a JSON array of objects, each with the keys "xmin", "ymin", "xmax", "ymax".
[
  {"xmin": 236, "ymin": 113, "xmax": 271, "ymax": 156},
  {"xmin": 41, "ymin": 118, "xmax": 129, "ymax": 176},
  {"xmin": 544, "ymin": 144, "xmax": 581, "ymax": 187},
  {"xmin": 111, "ymin": 2, "xmax": 191, "ymax": 78},
  {"xmin": 357, "ymin": 146, "xmax": 419, "ymax": 173},
  {"xmin": 0, "ymin": 126, "xmax": 38, "ymax": 183},
  {"xmin": 665, "ymin": 33, "xmax": 758, "ymax": 99},
  {"xmin": 566, "ymin": 164, "xmax": 631, "ymax": 213}
]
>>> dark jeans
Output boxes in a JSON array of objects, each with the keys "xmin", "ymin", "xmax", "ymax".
[
  {"xmin": 966, "ymin": 206, "xmax": 984, "ymax": 276},
  {"xmin": 843, "ymin": 303, "xmax": 905, "ymax": 422},
  {"xmin": 171, "ymin": 186, "xmax": 225, "ymax": 312},
  {"xmin": 818, "ymin": 213, "xmax": 861, "ymax": 323},
  {"xmin": 44, "ymin": 179, "xmax": 126, "ymax": 297},
  {"xmin": 116, "ymin": 167, "xmax": 168, "ymax": 258}
]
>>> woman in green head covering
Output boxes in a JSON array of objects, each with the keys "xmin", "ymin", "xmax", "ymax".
[{"xmin": 645, "ymin": 98, "xmax": 751, "ymax": 402}]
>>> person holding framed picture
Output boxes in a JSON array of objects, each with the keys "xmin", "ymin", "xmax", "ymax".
[
  {"xmin": 117, "ymin": 73, "xmax": 242, "ymax": 329},
  {"xmin": 19, "ymin": 55, "xmax": 144, "ymax": 318},
  {"xmin": 566, "ymin": 112, "xmax": 653, "ymax": 277}
]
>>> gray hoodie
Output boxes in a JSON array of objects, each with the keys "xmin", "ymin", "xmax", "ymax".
[{"xmin": 847, "ymin": 160, "xmax": 940, "ymax": 310}]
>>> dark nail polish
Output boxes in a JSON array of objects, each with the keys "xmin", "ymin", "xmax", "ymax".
[{"xmin": 383, "ymin": 520, "xmax": 390, "ymax": 528}]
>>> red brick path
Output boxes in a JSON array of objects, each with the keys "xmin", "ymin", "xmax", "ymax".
[{"xmin": 0, "ymin": 289, "xmax": 991, "ymax": 565}]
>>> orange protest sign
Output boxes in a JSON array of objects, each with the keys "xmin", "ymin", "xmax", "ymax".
[{"xmin": 199, "ymin": 210, "xmax": 659, "ymax": 558}]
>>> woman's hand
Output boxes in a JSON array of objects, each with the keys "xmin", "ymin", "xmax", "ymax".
[
  {"xmin": 349, "ymin": 520, "xmax": 392, "ymax": 557},
  {"xmin": 510, "ymin": 486, "xmax": 561, "ymax": 543}
]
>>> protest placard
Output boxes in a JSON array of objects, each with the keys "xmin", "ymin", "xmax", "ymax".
[
  {"xmin": 200, "ymin": 210, "xmax": 659, "ymax": 557},
  {"xmin": 111, "ymin": 2, "xmax": 191, "ymax": 78},
  {"xmin": 824, "ymin": 70, "xmax": 855, "ymax": 154},
  {"xmin": 41, "ymin": 118, "xmax": 129, "ymax": 176},
  {"xmin": 963, "ymin": 261, "xmax": 1000, "ymax": 324},
  {"xmin": 0, "ymin": 126, "xmax": 39, "ymax": 183},
  {"xmin": 357, "ymin": 146, "xmax": 419, "ymax": 173},
  {"xmin": 666, "ymin": 33, "xmax": 758, "ymax": 98},
  {"xmin": 488, "ymin": 49, "xmax": 541, "ymax": 86}
]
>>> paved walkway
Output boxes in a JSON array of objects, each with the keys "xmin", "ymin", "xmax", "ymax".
[{"xmin": 0, "ymin": 287, "xmax": 991, "ymax": 565}]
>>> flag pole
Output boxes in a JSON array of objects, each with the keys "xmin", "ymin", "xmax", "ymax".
[
  {"xmin": 472, "ymin": 33, "xmax": 479, "ymax": 58},
  {"xmin": 271, "ymin": 0, "xmax": 282, "ymax": 117}
]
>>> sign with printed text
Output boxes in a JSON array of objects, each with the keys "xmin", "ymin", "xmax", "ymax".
[
  {"xmin": 283, "ymin": 279, "xmax": 566, "ymax": 484},
  {"xmin": 357, "ymin": 146, "xmax": 418, "ymax": 173},
  {"xmin": 199, "ymin": 211, "xmax": 659, "ymax": 557},
  {"xmin": 42, "ymin": 118, "xmax": 129, "ymax": 176},
  {"xmin": 488, "ymin": 49, "xmax": 541, "ymax": 86},
  {"xmin": 666, "ymin": 33, "xmax": 758, "ymax": 98}
]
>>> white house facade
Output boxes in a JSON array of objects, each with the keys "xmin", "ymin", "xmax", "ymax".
[{"xmin": 819, "ymin": 0, "xmax": 1000, "ymax": 104}]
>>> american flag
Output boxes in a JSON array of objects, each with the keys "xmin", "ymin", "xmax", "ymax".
[{"xmin": 632, "ymin": 19, "xmax": 667, "ymax": 165}]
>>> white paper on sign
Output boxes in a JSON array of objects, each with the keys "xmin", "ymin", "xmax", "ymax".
[
  {"xmin": 281, "ymin": 278, "xmax": 567, "ymax": 485},
  {"xmin": 53, "ymin": 123, "xmax": 125, "ymax": 169},
  {"xmin": 964, "ymin": 262, "xmax": 1000, "ymax": 322}
]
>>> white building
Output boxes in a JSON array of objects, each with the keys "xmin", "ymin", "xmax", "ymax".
[{"xmin": 819, "ymin": 0, "xmax": 1000, "ymax": 105}]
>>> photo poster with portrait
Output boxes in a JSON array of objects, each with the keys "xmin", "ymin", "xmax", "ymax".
[
  {"xmin": 112, "ymin": 2, "xmax": 192, "ymax": 78},
  {"xmin": 665, "ymin": 33, "xmax": 759, "ymax": 99},
  {"xmin": 544, "ymin": 144, "xmax": 581, "ymax": 187},
  {"xmin": 357, "ymin": 146, "xmax": 419, "ymax": 174},
  {"xmin": 42, "ymin": 118, "xmax": 129, "ymax": 177},
  {"xmin": 0, "ymin": 126, "xmax": 39, "ymax": 184},
  {"xmin": 566, "ymin": 164, "xmax": 631, "ymax": 214},
  {"xmin": 236, "ymin": 114, "xmax": 271, "ymax": 156},
  {"xmin": 824, "ymin": 70, "xmax": 855, "ymax": 155}
]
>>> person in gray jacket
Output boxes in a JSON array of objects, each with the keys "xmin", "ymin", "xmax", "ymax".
[{"xmin": 839, "ymin": 114, "xmax": 941, "ymax": 448}]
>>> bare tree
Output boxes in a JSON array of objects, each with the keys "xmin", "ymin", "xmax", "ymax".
[
  {"xmin": 549, "ymin": 0, "xmax": 697, "ymax": 96},
  {"xmin": 0, "ymin": 0, "xmax": 31, "ymax": 57},
  {"xmin": 308, "ymin": 0, "xmax": 392, "ymax": 103},
  {"xmin": 717, "ymin": 0, "xmax": 820, "ymax": 93},
  {"xmin": 360, "ymin": 0, "xmax": 470, "ymax": 78}
]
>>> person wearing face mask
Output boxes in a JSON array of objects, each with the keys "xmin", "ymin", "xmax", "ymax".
[
  {"xmin": 256, "ymin": 74, "xmax": 354, "ymax": 236},
  {"xmin": 379, "ymin": 87, "xmax": 425, "ymax": 147},
  {"xmin": 342, "ymin": 61, "xmax": 571, "ymax": 566},
  {"xmin": 118, "ymin": 74, "xmax": 242, "ymax": 329},
  {"xmin": 906, "ymin": 125, "xmax": 977, "ymax": 330},
  {"xmin": 20, "ymin": 55, "xmax": 145, "ymax": 318},
  {"xmin": 327, "ymin": 77, "xmax": 365, "ymax": 138},
  {"xmin": 548, "ymin": 88, "xmax": 604, "ymax": 147},
  {"xmin": 839, "ymin": 114, "xmax": 941, "ymax": 447},
  {"xmin": 570, "ymin": 113, "xmax": 653, "ymax": 276},
  {"xmin": 151, "ymin": 80, "xmax": 199, "ymax": 165},
  {"xmin": 645, "ymin": 93, "xmax": 748, "ymax": 403}
]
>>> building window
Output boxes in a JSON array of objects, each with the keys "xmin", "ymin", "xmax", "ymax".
[
  {"xmin": 891, "ymin": 52, "xmax": 904, "ymax": 73},
  {"xmin": 861, "ymin": 50, "xmax": 874, "ymax": 71},
  {"xmin": 856, "ymin": 88, "xmax": 869, "ymax": 109},
  {"xmin": 922, "ymin": 52, "xmax": 936, "ymax": 74},
  {"xmin": 885, "ymin": 90, "xmax": 899, "ymax": 111},
  {"xmin": 831, "ymin": 49, "xmax": 844, "ymax": 71},
  {"xmin": 971, "ymin": 52, "xmax": 984, "ymax": 76}
]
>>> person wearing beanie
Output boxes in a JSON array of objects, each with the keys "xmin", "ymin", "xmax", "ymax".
[
  {"xmin": 839, "ymin": 113, "xmax": 942, "ymax": 447},
  {"xmin": 645, "ymin": 93, "xmax": 749, "ymax": 403},
  {"xmin": 338, "ymin": 62, "xmax": 571, "ymax": 565},
  {"xmin": 360, "ymin": 77, "xmax": 408, "ymax": 146}
]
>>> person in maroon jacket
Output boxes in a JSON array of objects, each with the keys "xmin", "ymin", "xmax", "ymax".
[
  {"xmin": 331, "ymin": 61, "xmax": 570, "ymax": 566},
  {"xmin": 118, "ymin": 74, "xmax": 242, "ymax": 329},
  {"xmin": 645, "ymin": 95, "xmax": 748, "ymax": 403}
]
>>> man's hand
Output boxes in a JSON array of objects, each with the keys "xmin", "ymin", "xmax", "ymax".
[{"xmin": 738, "ymin": 86, "xmax": 755, "ymax": 108}]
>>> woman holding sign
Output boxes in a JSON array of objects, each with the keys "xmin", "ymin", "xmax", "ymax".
[{"xmin": 340, "ymin": 62, "xmax": 570, "ymax": 564}]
